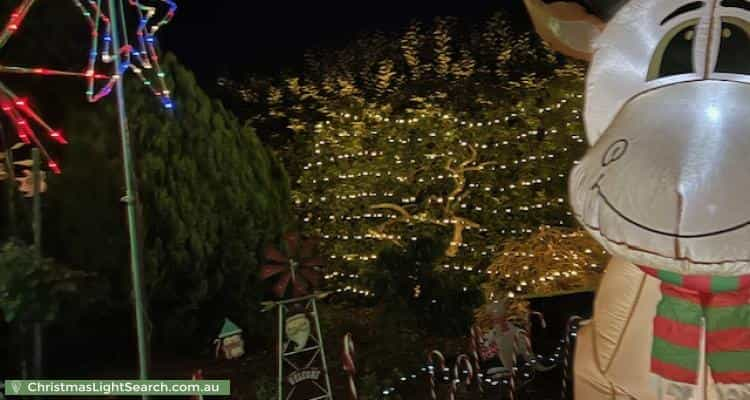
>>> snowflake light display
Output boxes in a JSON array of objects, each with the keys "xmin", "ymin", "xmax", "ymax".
[{"xmin": 0, "ymin": 0, "xmax": 176, "ymax": 173}]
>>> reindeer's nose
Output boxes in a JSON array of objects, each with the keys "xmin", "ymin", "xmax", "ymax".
[{"xmin": 576, "ymin": 80, "xmax": 750, "ymax": 263}]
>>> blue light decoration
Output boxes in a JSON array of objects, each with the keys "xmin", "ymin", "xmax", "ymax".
[
  {"xmin": 75, "ymin": 0, "xmax": 176, "ymax": 107},
  {"xmin": 0, "ymin": 0, "xmax": 178, "ymax": 173}
]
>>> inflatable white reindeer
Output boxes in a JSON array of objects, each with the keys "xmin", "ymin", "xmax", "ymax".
[{"xmin": 524, "ymin": 0, "xmax": 750, "ymax": 399}]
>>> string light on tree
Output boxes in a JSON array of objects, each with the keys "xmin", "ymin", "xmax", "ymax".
[
  {"xmin": 305, "ymin": 91, "xmax": 592, "ymax": 294},
  {"xmin": 222, "ymin": 13, "xmax": 598, "ymax": 300}
]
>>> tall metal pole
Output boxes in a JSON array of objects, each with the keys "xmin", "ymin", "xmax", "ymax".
[
  {"xmin": 107, "ymin": 0, "xmax": 150, "ymax": 390},
  {"xmin": 277, "ymin": 304, "xmax": 283, "ymax": 400},
  {"xmin": 32, "ymin": 148, "xmax": 41, "ymax": 265},
  {"xmin": 31, "ymin": 148, "xmax": 43, "ymax": 395}
]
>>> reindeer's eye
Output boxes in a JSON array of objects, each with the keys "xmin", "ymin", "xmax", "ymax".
[
  {"xmin": 715, "ymin": 19, "xmax": 750, "ymax": 74},
  {"xmin": 648, "ymin": 20, "xmax": 699, "ymax": 81}
]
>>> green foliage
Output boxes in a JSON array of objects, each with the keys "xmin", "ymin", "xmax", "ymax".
[
  {"xmin": 365, "ymin": 236, "xmax": 483, "ymax": 336},
  {"xmin": 0, "ymin": 1, "xmax": 291, "ymax": 349},
  {"xmin": 316, "ymin": 302, "xmax": 423, "ymax": 391},
  {"xmin": 49, "ymin": 53, "xmax": 291, "ymax": 347},
  {"xmin": 358, "ymin": 372, "xmax": 381, "ymax": 400},
  {"xmin": 482, "ymin": 226, "xmax": 607, "ymax": 301},
  {"xmin": 130, "ymin": 54, "xmax": 290, "ymax": 345},
  {"xmin": 0, "ymin": 241, "xmax": 89, "ymax": 323},
  {"xmin": 252, "ymin": 374, "xmax": 276, "ymax": 400}
]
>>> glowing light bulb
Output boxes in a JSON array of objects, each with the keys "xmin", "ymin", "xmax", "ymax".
[{"xmin": 48, "ymin": 160, "xmax": 61, "ymax": 174}]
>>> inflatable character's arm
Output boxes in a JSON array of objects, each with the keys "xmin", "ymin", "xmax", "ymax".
[
  {"xmin": 572, "ymin": 258, "xmax": 659, "ymax": 399},
  {"xmin": 589, "ymin": 257, "xmax": 652, "ymax": 373}
]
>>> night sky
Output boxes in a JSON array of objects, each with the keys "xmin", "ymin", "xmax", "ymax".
[{"xmin": 159, "ymin": 1, "xmax": 530, "ymax": 86}]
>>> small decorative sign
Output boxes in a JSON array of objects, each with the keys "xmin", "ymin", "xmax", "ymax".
[{"xmin": 287, "ymin": 368, "xmax": 321, "ymax": 386}]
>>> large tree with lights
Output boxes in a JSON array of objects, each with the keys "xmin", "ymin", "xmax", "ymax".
[{"xmin": 222, "ymin": 13, "xmax": 604, "ymax": 305}]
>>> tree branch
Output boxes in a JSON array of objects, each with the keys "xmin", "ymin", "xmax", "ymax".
[{"xmin": 370, "ymin": 203, "xmax": 413, "ymax": 219}]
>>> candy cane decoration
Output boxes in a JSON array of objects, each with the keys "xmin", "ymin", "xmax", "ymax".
[
  {"xmin": 561, "ymin": 316, "xmax": 583, "ymax": 400},
  {"xmin": 468, "ymin": 325, "xmax": 483, "ymax": 392},
  {"xmin": 342, "ymin": 333, "xmax": 358, "ymax": 400},
  {"xmin": 530, "ymin": 311, "xmax": 547, "ymax": 330},
  {"xmin": 427, "ymin": 350, "xmax": 446, "ymax": 400},
  {"xmin": 508, "ymin": 332, "xmax": 520, "ymax": 400},
  {"xmin": 190, "ymin": 369, "xmax": 203, "ymax": 400},
  {"xmin": 450, "ymin": 354, "xmax": 474, "ymax": 399},
  {"xmin": 519, "ymin": 330, "xmax": 539, "ymax": 383},
  {"xmin": 448, "ymin": 374, "xmax": 456, "ymax": 400}
]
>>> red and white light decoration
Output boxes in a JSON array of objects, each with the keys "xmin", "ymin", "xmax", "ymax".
[{"xmin": 0, "ymin": 0, "xmax": 177, "ymax": 173}]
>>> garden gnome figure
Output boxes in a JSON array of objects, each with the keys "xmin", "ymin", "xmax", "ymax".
[
  {"xmin": 285, "ymin": 313, "xmax": 311, "ymax": 352},
  {"xmin": 214, "ymin": 318, "xmax": 244, "ymax": 360}
]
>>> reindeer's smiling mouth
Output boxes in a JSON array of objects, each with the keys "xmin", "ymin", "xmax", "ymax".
[{"xmin": 588, "ymin": 177, "xmax": 750, "ymax": 239}]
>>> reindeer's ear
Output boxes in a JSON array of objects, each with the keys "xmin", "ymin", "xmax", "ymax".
[{"xmin": 524, "ymin": 0, "xmax": 606, "ymax": 61}]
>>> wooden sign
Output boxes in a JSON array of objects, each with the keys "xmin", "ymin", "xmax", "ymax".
[{"xmin": 287, "ymin": 368, "xmax": 322, "ymax": 386}]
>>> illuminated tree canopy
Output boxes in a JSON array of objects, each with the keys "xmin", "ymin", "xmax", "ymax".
[
  {"xmin": 483, "ymin": 226, "xmax": 608, "ymax": 300},
  {"xmin": 222, "ymin": 13, "xmax": 605, "ymax": 301}
]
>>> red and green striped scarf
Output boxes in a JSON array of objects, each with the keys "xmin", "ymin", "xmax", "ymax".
[{"xmin": 639, "ymin": 266, "xmax": 750, "ymax": 385}]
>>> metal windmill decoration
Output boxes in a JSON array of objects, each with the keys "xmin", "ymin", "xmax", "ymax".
[
  {"xmin": 261, "ymin": 232, "xmax": 333, "ymax": 400},
  {"xmin": 260, "ymin": 232, "xmax": 324, "ymax": 299}
]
